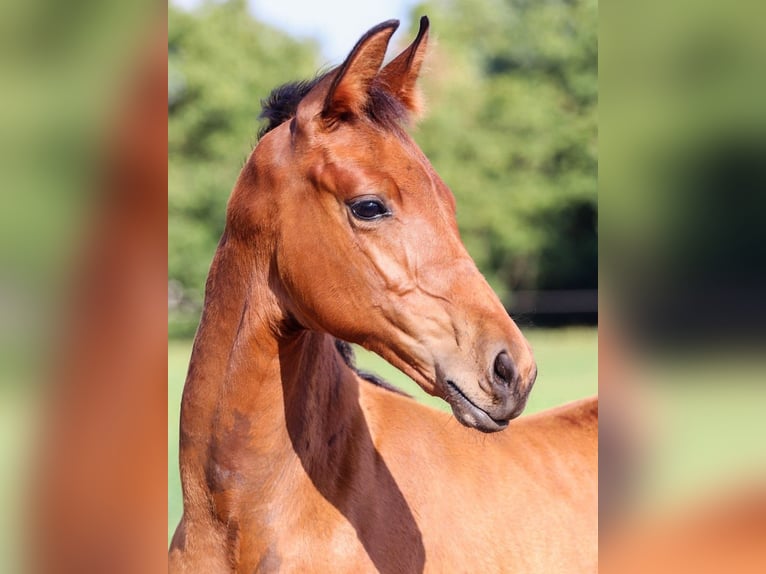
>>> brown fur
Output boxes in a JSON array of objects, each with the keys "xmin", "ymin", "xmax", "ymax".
[
  {"xmin": 376, "ymin": 16, "xmax": 430, "ymax": 117},
  {"xmin": 169, "ymin": 19, "xmax": 597, "ymax": 573}
]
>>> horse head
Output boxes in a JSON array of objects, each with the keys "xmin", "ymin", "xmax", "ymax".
[{"xmin": 229, "ymin": 18, "xmax": 537, "ymax": 432}]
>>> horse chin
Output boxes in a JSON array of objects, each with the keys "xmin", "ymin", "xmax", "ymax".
[{"xmin": 443, "ymin": 380, "xmax": 510, "ymax": 434}]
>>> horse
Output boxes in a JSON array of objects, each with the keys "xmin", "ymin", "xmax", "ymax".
[
  {"xmin": 169, "ymin": 17, "xmax": 597, "ymax": 573},
  {"xmin": 32, "ymin": 23, "xmax": 168, "ymax": 574}
]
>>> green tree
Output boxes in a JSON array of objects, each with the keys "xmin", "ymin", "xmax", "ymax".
[
  {"xmin": 411, "ymin": 0, "xmax": 597, "ymax": 304},
  {"xmin": 168, "ymin": 0, "xmax": 318, "ymax": 334}
]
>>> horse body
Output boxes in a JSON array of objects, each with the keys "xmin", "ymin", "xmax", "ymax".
[
  {"xmin": 170, "ymin": 17, "xmax": 597, "ymax": 573},
  {"xmin": 171, "ymin": 316, "xmax": 596, "ymax": 572}
]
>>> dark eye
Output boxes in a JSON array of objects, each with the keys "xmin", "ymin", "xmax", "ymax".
[{"xmin": 349, "ymin": 198, "xmax": 390, "ymax": 221}]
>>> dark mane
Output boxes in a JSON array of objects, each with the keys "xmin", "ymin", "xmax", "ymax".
[
  {"xmin": 258, "ymin": 76, "xmax": 324, "ymax": 138},
  {"xmin": 334, "ymin": 339, "xmax": 411, "ymax": 397},
  {"xmin": 258, "ymin": 71, "xmax": 408, "ymax": 139}
]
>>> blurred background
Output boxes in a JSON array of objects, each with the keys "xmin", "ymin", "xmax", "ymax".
[
  {"xmin": 600, "ymin": 0, "xmax": 766, "ymax": 570},
  {"xmin": 1, "ymin": 1, "xmax": 166, "ymax": 571},
  {"xmin": 167, "ymin": 0, "xmax": 598, "ymax": 541}
]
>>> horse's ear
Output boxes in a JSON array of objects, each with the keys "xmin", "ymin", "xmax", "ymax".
[
  {"xmin": 376, "ymin": 16, "xmax": 430, "ymax": 117},
  {"xmin": 321, "ymin": 20, "xmax": 400, "ymax": 122}
]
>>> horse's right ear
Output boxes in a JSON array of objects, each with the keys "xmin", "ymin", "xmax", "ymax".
[
  {"xmin": 376, "ymin": 16, "xmax": 430, "ymax": 117},
  {"xmin": 320, "ymin": 20, "xmax": 399, "ymax": 123},
  {"xmin": 294, "ymin": 20, "xmax": 398, "ymax": 133}
]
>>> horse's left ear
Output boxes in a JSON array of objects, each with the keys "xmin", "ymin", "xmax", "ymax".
[
  {"xmin": 321, "ymin": 20, "xmax": 400, "ymax": 122},
  {"xmin": 376, "ymin": 16, "xmax": 430, "ymax": 117}
]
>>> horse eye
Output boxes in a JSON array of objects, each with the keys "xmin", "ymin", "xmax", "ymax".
[{"xmin": 349, "ymin": 199, "xmax": 390, "ymax": 221}]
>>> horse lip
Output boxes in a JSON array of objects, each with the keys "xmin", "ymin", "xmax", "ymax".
[{"xmin": 444, "ymin": 380, "xmax": 509, "ymax": 433}]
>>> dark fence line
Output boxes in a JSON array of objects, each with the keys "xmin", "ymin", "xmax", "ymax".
[{"xmin": 508, "ymin": 290, "xmax": 598, "ymax": 327}]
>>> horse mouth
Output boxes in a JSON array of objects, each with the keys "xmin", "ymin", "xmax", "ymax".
[{"xmin": 444, "ymin": 381, "xmax": 509, "ymax": 433}]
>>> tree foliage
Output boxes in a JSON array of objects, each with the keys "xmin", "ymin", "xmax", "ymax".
[
  {"xmin": 168, "ymin": 0, "xmax": 318, "ymax": 333},
  {"xmin": 168, "ymin": 0, "xmax": 597, "ymax": 335},
  {"xmin": 411, "ymin": 0, "xmax": 597, "ymax": 301}
]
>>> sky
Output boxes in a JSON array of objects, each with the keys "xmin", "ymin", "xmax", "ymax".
[{"xmin": 171, "ymin": 0, "xmax": 421, "ymax": 65}]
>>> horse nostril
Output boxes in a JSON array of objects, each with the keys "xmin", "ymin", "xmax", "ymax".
[{"xmin": 493, "ymin": 351, "xmax": 517, "ymax": 387}]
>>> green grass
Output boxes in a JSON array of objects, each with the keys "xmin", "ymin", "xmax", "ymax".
[
  {"xmin": 167, "ymin": 327, "xmax": 598, "ymax": 540},
  {"xmin": 631, "ymin": 359, "xmax": 766, "ymax": 514},
  {"xmin": 0, "ymin": 381, "xmax": 39, "ymax": 573},
  {"xmin": 168, "ymin": 339, "xmax": 193, "ymax": 542}
]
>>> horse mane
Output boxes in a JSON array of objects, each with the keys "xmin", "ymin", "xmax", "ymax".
[
  {"xmin": 334, "ymin": 339, "xmax": 411, "ymax": 397},
  {"xmin": 258, "ymin": 71, "xmax": 409, "ymax": 139}
]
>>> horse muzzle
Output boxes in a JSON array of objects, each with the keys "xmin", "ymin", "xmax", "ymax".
[{"xmin": 439, "ymin": 351, "xmax": 537, "ymax": 433}]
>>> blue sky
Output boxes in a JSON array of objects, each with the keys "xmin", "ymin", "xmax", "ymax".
[{"xmin": 171, "ymin": 0, "xmax": 421, "ymax": 65}]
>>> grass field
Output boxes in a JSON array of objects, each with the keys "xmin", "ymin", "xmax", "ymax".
[
  {"xmin": 167, "ymin": 327, "xmax": 598, "ymax": 540},
  {"xmin": 628, "ymin": 359, "xmax": 766, "ymax": 514}
]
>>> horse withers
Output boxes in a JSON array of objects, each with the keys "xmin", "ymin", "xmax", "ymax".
[{"xmin": 170, "ymin": 17, "xmax": 597, "ymax": 573}]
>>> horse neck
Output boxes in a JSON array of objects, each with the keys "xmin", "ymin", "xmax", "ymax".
[{"xmin": 179, "ymin": 231, "xmax": 362, "ymax": 502}]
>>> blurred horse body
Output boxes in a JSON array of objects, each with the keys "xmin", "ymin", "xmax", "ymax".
[{"xmin": 169, "ymin": 18, "xmax": 597, "ymax": 573}]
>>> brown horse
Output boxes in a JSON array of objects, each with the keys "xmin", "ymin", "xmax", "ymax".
[{"xmin": 169, "ymin": 18, "xmax": 597, "ymax": 573}]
